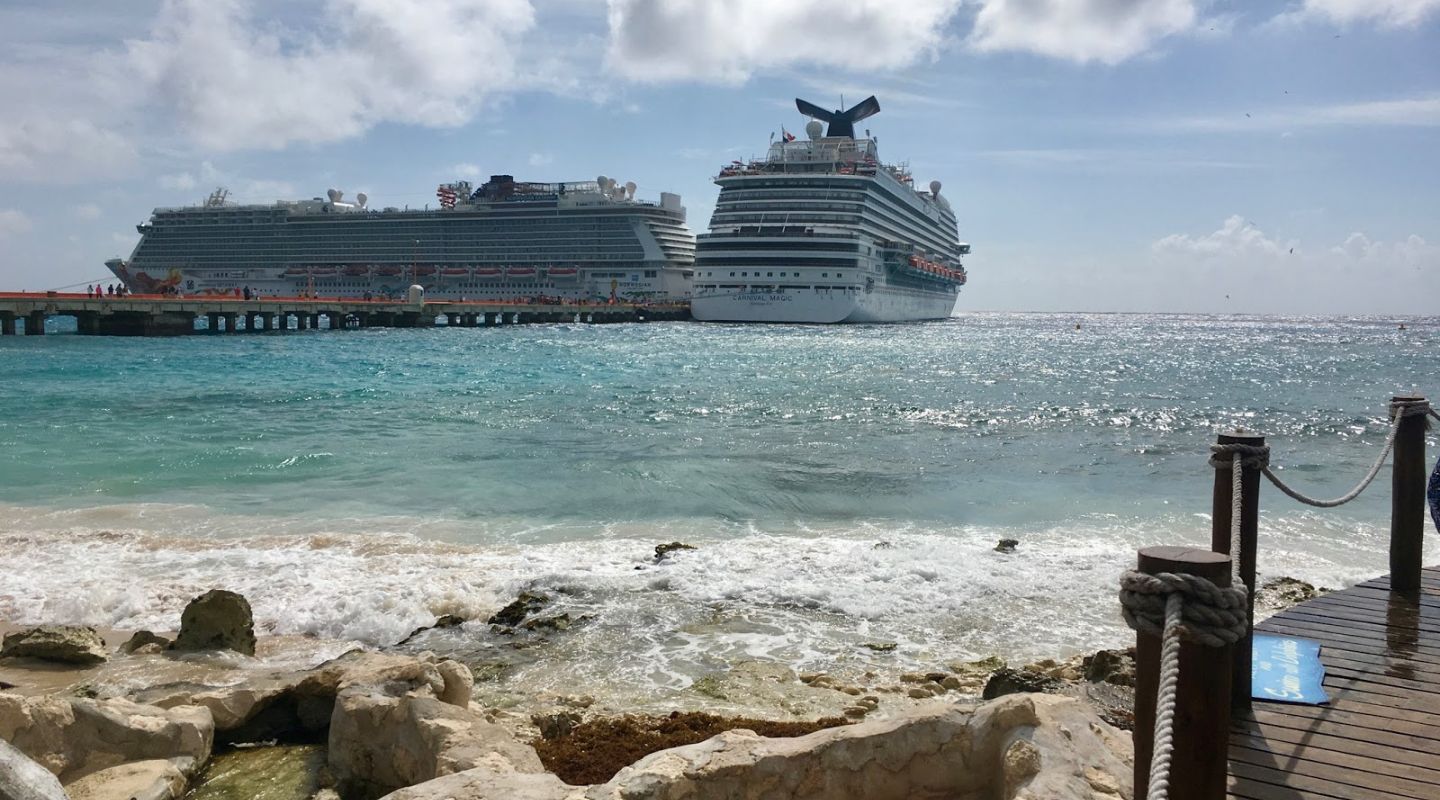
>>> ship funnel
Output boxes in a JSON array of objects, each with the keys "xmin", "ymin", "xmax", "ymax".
[
  {"xmin": 625, "ymin": 181, "xmax": 636, "ymax": 200},
  {"xmin": 929, "ymin": 180, "xmax": 941, "ymax": 197},
  {"xmin": 327, "ymin": 188, "xmax": 341, "ymax": 202},
  {"xmin": 596, "ymin": 175, "xmax": 608, "ymax": 191},
  {"xmin": 356, "ymin": 192, "xmax": 368, "ymax": 207},
  {"xmin": 795, "ymin": 95, "xmax": 880, "ymax": 139}
]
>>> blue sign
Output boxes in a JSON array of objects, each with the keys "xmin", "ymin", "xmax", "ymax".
[{"xmin": 1252, "ymin": 634, "xmax": 1329, "ymax": 705}]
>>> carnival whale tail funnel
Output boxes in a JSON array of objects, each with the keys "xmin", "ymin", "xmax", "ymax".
[{"xmin": 795, "ymin": 95, "xmax": 880, "ymax": 139}]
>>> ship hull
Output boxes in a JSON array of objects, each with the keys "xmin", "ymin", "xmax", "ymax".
[{"xmin": 691, "ymin": 282, "xmax": 956, "ymax": 323}]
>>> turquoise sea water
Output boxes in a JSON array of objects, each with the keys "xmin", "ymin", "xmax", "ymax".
[{"xmin": 2, "ymin": 313, "xmax": 1436, "ymax": 705}]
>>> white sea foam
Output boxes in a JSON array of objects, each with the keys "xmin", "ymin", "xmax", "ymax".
[{"xmin": 0, "ymin": 500, "xmax": 1401, "ymax": 699}]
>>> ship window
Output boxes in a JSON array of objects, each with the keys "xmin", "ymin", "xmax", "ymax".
[
  {"xmin": 730, "ymin": 272, "xmax": 735, "ymax": 277},
  {"xmin": 767, "ymin": 272, "xmax": 773, "ymax": 277}
]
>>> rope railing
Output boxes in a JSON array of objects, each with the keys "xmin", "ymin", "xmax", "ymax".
[
  {"xmin": 1125, "ymin": 393, "xmax": 1431, "ymax": 799},
  {"xmin": 1210, "ymin": 398, "xmax": 1431, "ymax": 509}
]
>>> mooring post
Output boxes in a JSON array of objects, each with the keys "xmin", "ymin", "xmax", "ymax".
[
  {"xmin": 1132, "ymin": 546, "xmax": 1235, "ymax": 799},
  {"xmin": 1211, "ymin": 430, "xmax": 1262, "ymax": 709},
  {"xmin": 1390, "ymin": 394, "xmax": 1428, "ymax": 595}
]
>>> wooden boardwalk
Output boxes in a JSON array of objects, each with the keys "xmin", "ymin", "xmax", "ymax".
[{"xmin": 1227, "ymin": 566, "xmax": 1440, "ymax": 800}]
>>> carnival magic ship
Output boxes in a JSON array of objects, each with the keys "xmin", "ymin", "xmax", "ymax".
[
  {"xmin": 691, "ymin": 96, "xmax": 969, "ymax": 323},
  {"xmin": 107, "ymin": 175, "xmax": 695, "ymax": 302}
]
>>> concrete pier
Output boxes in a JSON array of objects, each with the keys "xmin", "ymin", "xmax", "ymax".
[{"xmin": 0, "ymin": 293, "xmax": 689, "ymax": 337}]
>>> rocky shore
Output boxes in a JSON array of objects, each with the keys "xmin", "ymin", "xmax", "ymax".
[{"xmin": 4, "ymin": 573, "xmax": 1323, "ymax": 799}]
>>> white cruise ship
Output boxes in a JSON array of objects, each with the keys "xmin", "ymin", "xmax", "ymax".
[
  {"xmin": 106, "ymin": 175, "xmax": 695, "ymax": 303},
  {"xmin": 691, "ymin": 96, "xmax": 969, "ymax": 323}
]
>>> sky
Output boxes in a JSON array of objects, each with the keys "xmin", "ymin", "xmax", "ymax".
[{"xmin": 0, "ymin": 0, "xmax": 1436, "ymax": 314}]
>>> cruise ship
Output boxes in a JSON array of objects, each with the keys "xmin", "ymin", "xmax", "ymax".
[
  {"xmin": 106, "ymin": 175, "xmax": 695, "ymax": 302},
  {"xmin": 691, "ymin": 96, "xmax": 969, "ymax": 323}
]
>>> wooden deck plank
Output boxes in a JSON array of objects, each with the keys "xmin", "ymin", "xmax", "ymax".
[{"xmin": 1227, "ymin": 569, "xmax": 1440, "ymax": 800}]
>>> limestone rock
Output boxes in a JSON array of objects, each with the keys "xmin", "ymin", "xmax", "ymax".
[
  {"xmin": 172, "ymin": 590, "xmax": 256, "ymax": 656},
  {"xmin": 435, "ymin": 660, "xmax": 473, "ymax": 708},
  {"xmin": 1256, "ymin": 577, "xmax": 1326, "ymax": 614},
  {"xmin": 0, "ymin": 694, "xmax": 212, "ymax": 783},
  {"xmin": 982, "ymin": 668, "xmax": 1063, "ymax": 700},
  {"xmin": 131, "ymin": 650, "xmax": 446, "ymax": 743},
  {"xmin": 118, "ymin": 631, "xmax": 172, "ymax": 656},
  {"xmin": 1, "ymin": 627, "xmax": 108, "ymax": 666},
  {"xmin": 1083, "ymin": 648, "xmax": 1136, "ymax": 687},
  {"xmin": 328, "ymin": 688, "xmax": 544, "ymax": 798},
  {"xmin": 595, "ymin": 694, "xmax": 1129, "ymax": 800},
  {"xmin": 995, "ymin": 538, "xmax": 1019, "ymax": 553},
  {"xmin": 379, "ymin": 768, "xmax": 573, "ymax": 800},
  {"xmin": 531, "ymin": 711, "xmax": 582, "ymax": 741},
  {"xmin": 396, "ymin": 615, "xmax": 468, "ymax": 647},
  {"xmin": 0, "ymin": 737, "xmax": 69, "ymax": 800},
  {"xmin": 653, "ymin": 542, "xmax": 696, "ymax": 561},
  {"xmin": 487, "ymin": 593, "xmax": 549, "ymax": 628},
  {"xmin": 386, "ymin": 695, "xmax": 1130, "ymax": 800},
  {"xmin": 63, "ymin": 759, "xmax": 187, "ymax": 800}
]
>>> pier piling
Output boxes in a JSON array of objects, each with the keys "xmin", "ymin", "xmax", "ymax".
[
  {"xmin": 1390, "ymin": 394, "xmax": 1428, "ymax": 595},
  {"xmin": 0, "ymin": 294, "xmax": 688, "ymax": 336},
  {"xmin": 1211, "ymin": 430, "xmax": 1263, "ymax": 709},
  {"xmin": 1132, "ymin": 546, "xmax": 1235, "ymax": 800}
]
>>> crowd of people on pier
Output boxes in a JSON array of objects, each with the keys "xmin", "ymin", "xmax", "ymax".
[{"xmin": 86, "ymin": 284, "xmax": 129, "ymax": 298}]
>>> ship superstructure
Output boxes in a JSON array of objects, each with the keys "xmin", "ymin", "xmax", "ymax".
[
  {"xmin": 691, "ymin": 96, "xmax": 969, "ymax": 323},
  {"xmin": 107, "ymin": 176, "xmax": 695, "ymax": 303}
]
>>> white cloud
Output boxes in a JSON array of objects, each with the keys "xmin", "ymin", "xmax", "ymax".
[
  {"xmin": 1333, "ymin": 232, "xmax": 1439, "ymax": 266},
  {"xmin": 968, "ymin": 0, "xmax": 1197, "ymax": 65},
  {"xmin": 1153, "ymin": 215, "xmax": 1293, "ymax": 258},
  {"xmin": 124, "ymin": 0, "xmax": 536, "ymax": 151},
  {"xmin": 74, "ymin": 203, "xmax": 101, "ymax": 220},
  {"xmin": 157, "ymin": 160, "xmax": 295, "ymax": 203},
  {"xmin": 1145, "ymin": 216, "xmax": 1439, "ymax": 313},
  {"xmin": 159, "ymin": 172, "xmax": 197, "ymax": 191},
  {"xmin": 604, "ymin": 0, "xmax": 961, "ymax": 82},
  {"xmin": 451, "ymin": 162, "xmax": 483, "ymax": 179},
  {"xmin": 527, "ymin": 152, "xmax": 554, "ymax": 167},
  {"xmin": 1289, "ymin": 0, "xmax": 1440, "ymax": 27},
  {"xmin": 0, "ymin": 209, "xmax": 33, "ymax": 239},
  {"xmin": 0, "ymin": 118, "xmax": 140, "ymax": 183}
]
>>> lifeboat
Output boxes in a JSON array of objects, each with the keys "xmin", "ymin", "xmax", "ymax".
[
  {"xmin": 473, "ymin": 267, "xmax": 502, "ymax": 278},
  {"xmin": 441, "ymin": 267, "xmax": 470, "ymax": 277},
  {"xmin": 413, "ymin": 265, "xmax": 437, "ymax": 277},
  {"xmin": 282, "ymin": 267, "xmax": 307, "ymax": 277},
  {"xmin": 507, "ymin": 267, "xmax": 537, "ymax": 278},
  {"xmin": 342, "ymin": 264, "xmax": 369, "ymax": 276},
  {"xmin": 547, "ymin": 267, "xmax": 579, "ymax": 277},
  {"xmin": 374, "ymin": 265, "xmax": 403, "ymax": 277},
  {"xmin": 311, "ymin": 266, "xmax": 338, "ymax": 277}
]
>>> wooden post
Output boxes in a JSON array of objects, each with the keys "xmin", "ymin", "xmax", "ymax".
[
  {"xmin": 1390, "ymin": 395, "xmax": 1427, "ymax": 595},
  {"xmin": 1211, "ymin": 430, "xmax": 1262, "ymax": 709},
  {"xmin": 1133, "ymin": 546, "xmax": 1235, "ymax": 799}
]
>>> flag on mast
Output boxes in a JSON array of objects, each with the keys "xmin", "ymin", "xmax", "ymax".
[{"xmin": 781, "ymin": 127, "xmax": 796, "ymax": 143}]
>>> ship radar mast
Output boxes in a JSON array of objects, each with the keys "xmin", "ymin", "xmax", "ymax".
[
  {"xmin": 203, "ymin": 187, "xmax": 229, "ymax": 208},
  {"xmin": 795, "ymin": 95, "xmax": 880, "ymax": 139}
]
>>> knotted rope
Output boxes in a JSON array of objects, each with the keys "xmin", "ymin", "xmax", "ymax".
[
  {"xmin": 1120, "ymin": 570, "xmax": 1248, "ymax": 800},
  {"xmin": 1210, "ymin": 398, "xmax": 1432, "ymax": 509}
]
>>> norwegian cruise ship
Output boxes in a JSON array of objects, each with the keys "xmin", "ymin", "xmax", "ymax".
[
  {"xmin": 106, "ymin": 175, "xmax": 695, "ymax": 302},
  {"xmin": 691, "ymin": 96, "xmax": 969, "ymax": 323}
]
